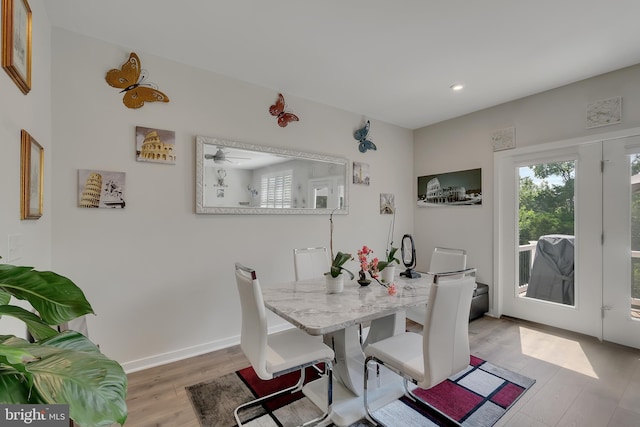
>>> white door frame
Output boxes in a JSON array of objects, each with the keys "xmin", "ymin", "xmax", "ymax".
[
  {"xmin": 493, "ymin": 126, "xmax": 640, "ymax": 340},
  {"xmin": 602, "ymin": 135, "xmax": 640, "ymax": 348}
]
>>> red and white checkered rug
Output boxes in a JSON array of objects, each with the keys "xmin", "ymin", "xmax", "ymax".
[{"xmin": 186, "ymin": 355, "xmax": 535, "ymax": 426}]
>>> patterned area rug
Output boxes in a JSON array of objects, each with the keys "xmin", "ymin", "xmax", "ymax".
[{"xmin": 186, "ymin": 355, "xmax": 535, "ymax": 427}]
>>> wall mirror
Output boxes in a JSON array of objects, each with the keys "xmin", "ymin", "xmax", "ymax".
[{"xmin": 196, "ymin": 135, "xmax": 349, "ymax": 214}]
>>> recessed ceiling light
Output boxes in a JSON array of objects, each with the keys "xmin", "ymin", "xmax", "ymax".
[{"xmin": 450, "ymin": 83, "xmax": 464, "ymax": 91}]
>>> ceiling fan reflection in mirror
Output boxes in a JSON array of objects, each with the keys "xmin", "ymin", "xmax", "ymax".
[{"xmin": 204, "ymin": 147, "xmax": 250, "ymax": 164}]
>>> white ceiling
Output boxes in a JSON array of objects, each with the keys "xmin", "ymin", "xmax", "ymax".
[{"xmin": 45, "ymin": 0, "xmax": 640, "ymax": 130}]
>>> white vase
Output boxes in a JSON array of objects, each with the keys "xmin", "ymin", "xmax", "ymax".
[
  {"xmin": 325, "ymin": 273, "xmax": 344, "ymax": 294},
  {"xmin": 380, "ymin": 265, "xmax": 396, "ymax": 284}
]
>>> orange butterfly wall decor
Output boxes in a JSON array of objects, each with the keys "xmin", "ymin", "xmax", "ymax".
[
  {"xmin": 269, "ymin": 93, "xmax": 299, "ymax": 127},
  {"xmin": 105, "ymin": 52, "xmax": 170, "ymax": 109}
]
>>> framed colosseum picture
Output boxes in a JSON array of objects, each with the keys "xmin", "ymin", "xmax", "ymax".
[
  {"xmin": 417, "ymin": 168, "xmax": 482, "ymax": 207},
  {"xmin": 78, "ymin": 169, "xmax": 126, "ymax": 209},
  {"xmin": 135, "ymin": 126, "xmax": 176, "ymax": 164}
]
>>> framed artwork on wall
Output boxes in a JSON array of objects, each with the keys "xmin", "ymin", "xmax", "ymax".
[
  {"xmin": 491, "ymin": 127, "xmax": 516, "ymax": 151},
  {"xmin": 135, "ymin": 126, "xmax": 176, "ymax": 164},
  {"xmin": 417, "ymin": 168, "xmax": 482, "ymax": 207},
  {"xmin": 2, "ymin": 0, "xmax": 32, "ymax": 94},
  {"xmin": 20, "ymin": 129, "xmax": 43, "ymax": 219},
  {"xmin": 353, "ymin": 161, "xmax": 370, "ymax": 185},
  {"xmin": 586, "ymin": 96, "xmax": 622, "ymax": 128},
  {"xmin": 78, "ymin": 169, "xmax": 126, "ymax": 209},
  {"xmin": 380, "ymin": 193, "xmax": 395, "ymax": 214}
]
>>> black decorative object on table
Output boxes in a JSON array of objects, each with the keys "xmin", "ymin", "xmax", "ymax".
[
  {"xmin": 399, "ymin": 234, "xmax": 421, "ymax": 278},
  {"xmin": 357, "ymin": 269, "xmax": 372, "ymax": 286}
]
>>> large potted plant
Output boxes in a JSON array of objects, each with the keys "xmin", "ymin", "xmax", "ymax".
[{"xmin": 0, "ymin": 261, "xmax": 127, "ymax": 426}]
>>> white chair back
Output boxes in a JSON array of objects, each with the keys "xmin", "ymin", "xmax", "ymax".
[
  {"xmin": 293, "ymin": 247, "xmax": 330, "ymax": 280},
  {"xmin": 429, "ymin": 247, "xmax": 467, "ymax": 274},
  {"xmin": 234, "ymin": 263, "xmax": 270, "ymax": 379},
  {"xmin": 421, "ymin": 270, "xmax": 476, "ymax": 389},
  {"xmin": 406, "ymin": 247, "xmax": 468, "ymax": 325}
]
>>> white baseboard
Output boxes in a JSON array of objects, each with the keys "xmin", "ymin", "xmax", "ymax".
[{"xmin": 121, "ymin": 323, "xmax": 295, "ymax": 373}]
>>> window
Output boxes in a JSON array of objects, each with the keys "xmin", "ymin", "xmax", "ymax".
[
  {"xmin": 260, "ymin": 171, "xmax": 293, "ymax": 208},
  {"xmin": 518, "ymin": 161, "xmax": 575, "ymax": 305}
]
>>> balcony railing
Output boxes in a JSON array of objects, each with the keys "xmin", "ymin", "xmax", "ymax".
[
  {"xmin": 519, "ymin": 242, "xmax": 640, "ymax": 314},
  {"xmin": 518, "ymin": 241, "xmax": 537, "ymax": 293}
]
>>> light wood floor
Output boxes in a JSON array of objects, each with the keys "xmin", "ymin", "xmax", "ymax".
[{"xmin": 123, "ymin": 317, "xmax": 640, "ymax": 427}]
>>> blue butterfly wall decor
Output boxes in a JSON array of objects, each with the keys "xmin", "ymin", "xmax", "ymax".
[{"xmin": 354, "ymin": 120, "xmax": 377, "ymax": 153}]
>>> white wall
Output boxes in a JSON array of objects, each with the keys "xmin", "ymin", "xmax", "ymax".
[
  {"xmin": 0, "ymin": 0, "xmax": 52, "ymax": 337},
  {"xmin": 50, "ymin": 29, "xmax": 414, "ymax": 371},
  {"xmin": 14, "ymin": 11, "xmax": 638, "ymax": 372},
  {"xmin": 413, "ymin": 64, "xmax": 640, "ymax": 299}
]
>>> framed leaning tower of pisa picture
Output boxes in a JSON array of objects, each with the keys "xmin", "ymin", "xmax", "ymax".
[{"xmin": 78, "ymin": 169, "xmax": 126, "ymax": 209}]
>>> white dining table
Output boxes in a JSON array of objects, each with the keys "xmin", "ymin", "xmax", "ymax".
[{"xmin": 261, "ymin": 272, "xmax": 433, "ymax": 426}]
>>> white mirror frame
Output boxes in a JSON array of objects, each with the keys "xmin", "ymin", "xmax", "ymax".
[{"xmin": 195, "ymin": 135, "xmax": 350, "ymax": 215}]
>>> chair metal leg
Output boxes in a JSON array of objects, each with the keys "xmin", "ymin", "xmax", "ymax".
[
  {"xmin": 234, "ymin": 359, "xmax": 333, "ymax": 427},
  {"xmin": 402, "ymin": 378, "xmax": 415, "ymax": 401},
  {"xmin": 363, "ymin": 356, "xmax": 383, "ymax": 426},
  {"xmin": 300, "ymin": 360, "xmax": 333, "ymax": 427},
  {"xmin": 365, "ymin": 356, "xmax": 464, "ymax": 427},
  {"xmin": 311, "ymin": 363, "xmax": 324, "ymax": 375},
  {"xmin": 234, "ymin": 370, "xmax": 305, "ymax": 426},
  {"xmin": 296, "ymin": 366, "xmax": 306, "ymax": 392}
]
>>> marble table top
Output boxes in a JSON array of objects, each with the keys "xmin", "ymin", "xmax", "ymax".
[{"xmin": 262, "ymin": 273, "xmax": 433, "ymax": 335}]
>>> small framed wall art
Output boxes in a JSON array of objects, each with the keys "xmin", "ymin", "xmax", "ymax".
[
  {"xmin": 353, "ymin": 161, "xmax": 370, "ymax": 185},
  {"xmin": 20, "ymin": 129, "xmax": 43, "ymax": 219},
  {"xmin": 135, "ymin": 126, "xmax": 176, "ymax": 164},
  {"xmin": 2, "ymin": 0, "xmax": 32, "ymax": 94},
  {"xmin": 78, "ymin": 169, "xmax": 126, "ymax": 209},
  {"xmin": 586, "ymin": 96, "xmax": 622, "ymax": 129},
  {"xmin": 491, "ymin": 127, "xmax": 516, "ymax": 151},
  {"xmin": 380, "ymin": 193, "xmax": 395, "ymax": 214}
]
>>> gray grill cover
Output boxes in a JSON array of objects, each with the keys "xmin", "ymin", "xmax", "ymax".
[{"xmin": 525, "ymin": 235, "xmax": 575, "ymax": 305}]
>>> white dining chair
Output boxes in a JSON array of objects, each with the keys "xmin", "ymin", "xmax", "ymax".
[
  {"xmin": 406, "ymin": 247, "xmax": 467, "ymax": 325},
  {"xmin": 233, "ymin": 263, "xmax": 334, "ymax": 427},
  {"xmin": 429, "ymin": 247, "xmax": 468, "ymax": 275},
  {"xmin": 363, "ymin": 268, "xmax": 477, "ymax": 426},
  {"xmin": 293, "ymin": 247, "xmax": 331, "ymax": 280}
]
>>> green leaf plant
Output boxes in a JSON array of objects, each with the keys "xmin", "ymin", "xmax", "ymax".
[
  {"xmin": 326, "ymin": 251, "xmax": 354, "ymax": 279},
  {"xmin": 327, "ymin": 208, "xmax": 354, "ymax": 279},
  {"xmin": 0, "ymin": 261, "xmax": 127, "ymax": 426},
  {"xmin": 376, "ymin": 246, "xmax": 400, "ymax": 272}
]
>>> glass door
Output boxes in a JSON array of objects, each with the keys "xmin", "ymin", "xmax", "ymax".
[
  {"xmin": 497, "ymin": 142, "xmax": 603, "ymax": 338},
  {"xmin": 602, "ymin": 136, "xmax": 640, "ymax": 348},
  {"xmin": 518, "ymin": 161, "xmax": 575, "ymax": 306}
]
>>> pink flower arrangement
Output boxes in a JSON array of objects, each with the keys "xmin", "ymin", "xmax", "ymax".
[
  {"xmin": 358, "ymin": 245, "xmax": 397, "ymax": 296},
  {"xmin": 357, "ymin": 245, "xmax": 380, "ymax": 278}
]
